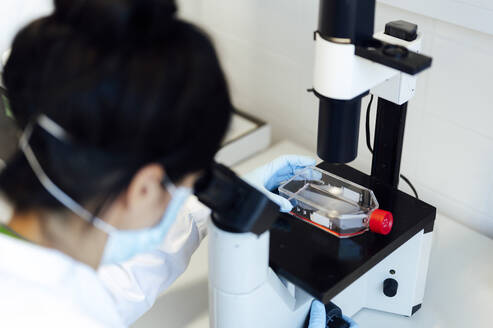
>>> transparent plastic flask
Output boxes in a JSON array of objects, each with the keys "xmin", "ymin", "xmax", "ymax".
[{"xmin": 279, "ymin": 167, "xmax": 393, "ymax": 238}]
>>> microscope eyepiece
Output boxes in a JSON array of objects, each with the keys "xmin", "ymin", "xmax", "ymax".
[{"xmin": 194, "ymin": 163, "xmax": 279, "ymax": 235}]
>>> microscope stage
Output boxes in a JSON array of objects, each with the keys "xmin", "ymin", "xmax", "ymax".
[{"xmin": 269, "ymin": 162, "xmax": 436, "ymax": 304}]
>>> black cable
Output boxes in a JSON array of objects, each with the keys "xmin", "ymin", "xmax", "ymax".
[
  {"xmin": 365, "ymin": 94, "xmax": 419, "ymax": 199},
  {"xmin": 365, "ymin": 94, "xmax": 374, "ymax": 153},
  {"xmin": 399, "ymin": 174, "xmax": 419, "ymax": 199}
]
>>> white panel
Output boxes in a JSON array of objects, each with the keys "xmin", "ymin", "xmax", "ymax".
[
  {"xmin": 313, "ymin": 36, "xmax": 398, "ymax": 100},
  {"xmin": 379, "ymin": 0, "xmax": 493, "ymax": 36},
  {"xmin": 0, "ymin": 195, "xmax": 12, "ymax": 224},
  {"xmin": 416, "ymin": 116, "xmax": 493, "ymax": 216},
  {"xmin": 210, "ymin": 275, "xmax": 312, "ymax": 328},
  {"xmin": 209, "ymin": 31, "xmax": 306, "ymax": 144},
  {"xmin": 0, "ymin": 0, "xmax": 53, "ymax": 67},
  {"xmin": 414, "ymin": 232, "xmax": 433, "ymax": 305},
  {"xmin": 215, "ymin": 124, "xmax": 271, "ymax": 166},
  {"xmin": 425, "ymin": 35, "xmax": 493, "ymax": 140},
  {"xmin": 375, "ymin": 3, "xmax": 435, "ymax": 39},
  {"xmin": 208, "ymin": 223, "xmax": 269, "ymax": 294},
  {"xmin": 371, "ymin": 32, "xmax": 422, "ymax": 105},
  {"xmin": 353, "ymin": 215, "xmax": 493, "ymax": 327},
  {"xmin": 333, "ymin": 231, "xmax": 432, "ymax": 317},
  {"xmin": 208, "ymin": 223, "xmax": 313, "ymax": 328},
  {"xmin": 201, "ymin": 0, "xmax": 307, "ymax": 63},
  {"xmin": 331, "ymin": 271, "xmax": 368, "ymax": 317},
  {"xmin": 419, "ymin": 184, "xmax": 493, "ymax": 237},
  {"xmin": 292, "ymin": 86, "xmax": 318, "ymax": 152},
  {"xmin": 364, "ymin": 232, "xmax": 423, "ymax": 316},
  {"xmin": 222, "ymin": 114, "xmax": 258, "ymax": 144},
  {"xmin": 176, "ymin": 0, "xmax": 204, "ymax": 23}
]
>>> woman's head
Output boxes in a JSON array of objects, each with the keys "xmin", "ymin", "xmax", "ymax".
[{"xmin": 0, "ymin": 0, "xmax": 232, "ymax": 232}]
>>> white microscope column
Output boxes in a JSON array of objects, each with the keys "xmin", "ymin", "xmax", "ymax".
[{"xmin": 208, "ymin": 221, "xmax": 313, "ymax": 328}]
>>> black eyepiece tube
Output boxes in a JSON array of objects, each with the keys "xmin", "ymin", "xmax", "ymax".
[
  {"xmin": 317, "ymin": 97, "xmax": 362, "ymax": 163},
  {"xmin": 318, "ymin": 0, "xmax": 375, "ymax": 43}
]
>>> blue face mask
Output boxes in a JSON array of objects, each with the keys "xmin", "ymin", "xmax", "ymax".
[
  {"xmin": 19, "ymin": 114, "xmax": 192, "ymax": 265},
  {"xmin": 100, "ymin": 180, "xmax": 191, "ymax": 265}
]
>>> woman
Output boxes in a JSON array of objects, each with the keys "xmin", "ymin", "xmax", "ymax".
[{"xmin": 0, "ymin": 0, "xmax": 328, "ymax": 326}]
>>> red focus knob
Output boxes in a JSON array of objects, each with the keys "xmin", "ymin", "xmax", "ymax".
[{"xmin": 369, "ymin": 209, "xmax": 393, "ymax": 235}]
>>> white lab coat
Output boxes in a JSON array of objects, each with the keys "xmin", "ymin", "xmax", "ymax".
[
  {"xmin": 99, "ymin": 196, "xmax": 210, "ymax": 325},
  {"xmin": 0, "ymin": 196, "xmax": 210, "ymax": 327}
]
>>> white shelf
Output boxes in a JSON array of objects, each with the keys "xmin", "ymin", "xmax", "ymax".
[{"xmin": 215, "ymin": 112, "xmax": 271, "ymax": 166}]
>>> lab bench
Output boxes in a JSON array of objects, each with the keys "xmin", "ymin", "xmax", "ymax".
[{"xmin": 133, "ymin": 140, "xmax": 493, "ymax": 328}]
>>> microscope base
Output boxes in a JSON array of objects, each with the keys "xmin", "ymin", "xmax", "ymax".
[
  {"xmin": 270, "ymin": 163, "xmax": 436, "ymax": 315},
  {"xmin": 208, "ymin": 163, "xmax": 435, "ymax": 327},
  {"xmin": 332, "ymin": 228, "xmax": 433, "ymax": 317}
]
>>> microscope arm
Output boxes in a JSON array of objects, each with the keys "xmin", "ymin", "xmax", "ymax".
[{"xmin": 313, "ymin": 1, "xmax": 431, "ymax": 163}]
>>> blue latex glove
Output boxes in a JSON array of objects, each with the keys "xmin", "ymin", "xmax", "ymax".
[
  {"xmin": 243, "ymin": 155, "xmax": 316, "ymax": 212},
  {"xmin": 343, "ymin": 315, "xmax": 359, "ymax": 328},
  {"xmin": 308, "ymin": 301, "xmax": 326, "ymax": 328},
  {"xmin": 308, "ymin": 301, "xmax": 359, "ymax": 328}
]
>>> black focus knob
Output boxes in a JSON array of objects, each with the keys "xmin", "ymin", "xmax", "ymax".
[{"xmin": 383, "ymin": 278, "xmax": 398, "ymax": 297}]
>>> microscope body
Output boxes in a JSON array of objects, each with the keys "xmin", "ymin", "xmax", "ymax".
[
  {"xmin": 203, "ymin": 0, "xmax": 436, "ymax": 327},
  {"xmin": 194, "ymin": 164, "xmax": 314, "ymax": 328}
]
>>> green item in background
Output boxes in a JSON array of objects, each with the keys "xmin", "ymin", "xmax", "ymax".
[
  {"xmin": 0, "ymin": 224, "xmax": 23, "ymax": 241},
  {"xmin": 1, "ymin": 94, "xmax": 12, "ymax": 119}
]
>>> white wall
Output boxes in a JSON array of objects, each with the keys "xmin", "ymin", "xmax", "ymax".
[
  {"xmin": 1, "ymin": 1, "xmax": 492, "ymax": 238},
  {"xmin": 177, "ymin": 0, "xmax": 493, "ymax": 238},
  {"xmin": 0, "ymin": 0, "xmax": 53, "ymax": 65},
  {"xmin": 380, "ymin": 0, "xmax": 493, "ymax": 35}
]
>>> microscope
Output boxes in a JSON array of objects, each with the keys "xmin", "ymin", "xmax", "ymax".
[{"xmin": 195, "ymin": 1, "xmax": 436, "ymax": 327}]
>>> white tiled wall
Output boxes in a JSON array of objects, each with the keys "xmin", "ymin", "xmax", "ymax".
[
  {"xmin": 178, "ymin": 1, "xmax": 493, "ymax": 238},
  {"xmin": 1, "ymin": 1, "xmax": 491, "ymax": 238}
]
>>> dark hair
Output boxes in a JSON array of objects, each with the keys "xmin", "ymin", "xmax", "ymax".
[{"xmin": 0, "ymin": 0, "xmax": 232, "ymax": 213}]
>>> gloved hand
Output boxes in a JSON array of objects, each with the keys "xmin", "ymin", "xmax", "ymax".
[
  {"xmin": 308, "ymin": 300, "xmax": 326, "ymax": 328},
  {"xmin": 342, "ymin": 315, "xmax": 359, "ymax": 328},
  {"xmin": 308, "ymin": 301, "xmax": 359, "ymax": 328},
  {"xmin": 243, "ymin": 155, "xmax": 316, "ymax": 212}
]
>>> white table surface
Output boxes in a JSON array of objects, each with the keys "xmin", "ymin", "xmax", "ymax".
[{"xmin": 133, "ymin": 140, "xmax": 493, "ymax": 328}]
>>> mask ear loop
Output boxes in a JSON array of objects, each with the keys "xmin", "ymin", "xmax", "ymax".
[
  {"xmin": 161, "ymin": 176, "xmax": 177, "ymax": 196},
  {"xmin": 19, "ymin": 115, "xmax": 116, "ymax": 234}
]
